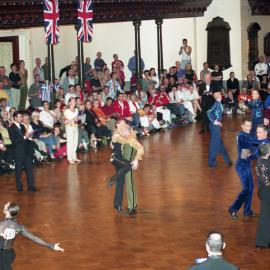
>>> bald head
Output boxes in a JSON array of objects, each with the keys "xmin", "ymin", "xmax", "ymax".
[{"xmin": 206, "ymin": 232, "xmax": 225, "ymax": 253}]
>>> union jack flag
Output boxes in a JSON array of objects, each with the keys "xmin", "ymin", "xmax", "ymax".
[
  {"xmin": 43, "ymin": 0, "xmax": 60, "ymax": 45},
  {"xmin": 77, "ymin": 0, "xmax": 93, "ymax": 43}
]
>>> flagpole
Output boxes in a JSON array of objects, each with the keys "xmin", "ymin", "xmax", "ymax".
[
  {"xmin": 47, "ymin": 44, "xmax": 52, "ymax": 82},
  {"xmin": 81, "ymin": 41, "xmax": 85, "ymax": 89},
  {"xmin": 51, "ymin": 44, "xmax": 55, "ymax": 81}
]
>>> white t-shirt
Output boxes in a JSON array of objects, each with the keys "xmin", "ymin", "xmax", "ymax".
[
  {"xmin": 254, "ymin": 62, "xmax": 268, "ymax": 76},
  {"xmin": 40, "ymin": 110, "xmax": 55, "ymax": 128}
]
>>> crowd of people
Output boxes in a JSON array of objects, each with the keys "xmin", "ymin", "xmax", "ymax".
[{"xmin": 0, "ymin": 39, "xmax": 269, "ymax": 175}]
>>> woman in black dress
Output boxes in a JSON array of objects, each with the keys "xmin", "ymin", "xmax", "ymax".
[{"xmin": 256, "ymin": 143, "xmax": 270, "ymax": 248}]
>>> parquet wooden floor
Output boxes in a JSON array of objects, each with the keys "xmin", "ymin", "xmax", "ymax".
[{"xmin": 0, "ymin": 116, "xmax": 268, "ymax": 270}]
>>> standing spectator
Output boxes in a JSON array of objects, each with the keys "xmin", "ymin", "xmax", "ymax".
[
  {"xmin": 0, "ymin": 66, "xmax": 9, "ymax": 84},
  {"xmin": 33, "ymin": 58, "xmax": 45, "ymax": 82},
  {"xmin": 187, "ymin": 232, "xmax": 238, "ymax": 270},
  {"xmin": 28, "ymin": 74, "xmax": 42, "ymax": 108},
  {"xmin": 18, "ymin": 60, "xmax": 28, "ymax": 110},
  {"xmin": 179, "ymin": 38, "xmax": 192, "ymax": 70},
  {"xmin": 227, "ymin": 72, "xmax": 240, "ymax": 102},
  {"xmin": 9, "ymin": 63, "xmax": 22, "ymax": 109},
  {"xmin": 42, "ymin": 57, "xmax": 49, "ymax": 81},
  {"xmin": 111, "ymin": 54, "xmax": 124, "ymax": 70},
  {"xmin": 200, "ymin": 62, "xmax": 211, "ymax": 81},
  {"xmin": 62, "ymin": 68, "xmax": 78, "ymax": 94},
  {"xmin": 128, "ymin": 50, "xmax": 145, "ymax": 75},
  {"xmin": 8, "ymin": 112, "xmax": 36, "ymax": 192},
  {"xmin": 255, "ymin": 56, "xmax": 268, "ymax": 81},
  {"xmin": 94, "ymin": 51, "xmax": 106, "ymax": 72},
  {"xmin": 64, "ymin": 97, "xmax": 80, "ymax": 164},
  {"xmin": 211, "ymin": 64, "xmax": 223, "ymax": 92},
  {"xmin": 106, "ymin": 72, "xmax": 123, "ymax": 99},
  {"xmin": 84, "ymin": 57, "xmax": 92, "ymax": 91}
]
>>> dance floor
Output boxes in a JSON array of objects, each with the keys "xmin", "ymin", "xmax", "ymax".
[{"xmin": 0, "ymin": 116, "xmax": 269, "ymax": 270}]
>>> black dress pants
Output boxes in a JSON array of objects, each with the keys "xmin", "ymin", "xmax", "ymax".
[
  {"xmin": 112, "ymin": 158, "xmax": 132, "ymax": 208},
  {"xmin": 14, "ymin": 155, "xmax": 35, "ymax": 191},
  {"xmin": 0, "ymin": 249, "xmax": 16, "ymax": 270}
]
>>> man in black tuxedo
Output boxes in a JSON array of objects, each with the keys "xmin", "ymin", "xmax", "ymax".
[
  {"xmin": 197, "ymin": 74, "xmax": 215, "ymax": 134},
  {"xmin": 188, "ymin": 232, "xmax": 238, "ymax": 270},
  {"xmin": 8, "ymin": 112, "xmax": 36, "ymax": 192}
]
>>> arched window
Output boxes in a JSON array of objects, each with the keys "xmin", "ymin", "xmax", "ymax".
[
  {"xmin": 247, "ymin": 22, "xmax": 261, "ymax": 70},
  {"xmin": 206, "ymin": 17, "xmax": 231, "ymax": 70},
  {"xmin": 264, "ymin": 32, "xmax": 270, "ymax": 56}
]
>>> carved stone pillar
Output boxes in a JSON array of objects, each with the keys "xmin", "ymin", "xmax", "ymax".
[
  {"xmin": 133, "ymin": 20, "xmax": 142, "ymax": 82},
  {"xmin": 155, "ymin": 19, "xmax": 164, "ymax": 79}
]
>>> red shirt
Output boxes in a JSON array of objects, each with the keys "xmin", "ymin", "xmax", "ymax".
[
  {"xmin": 102, "ymin": 104, "xmax": 114, "ymax": 116},
  {"xmin": 148, "ymin": 92, "xmax": 170, "ymax": 107},
  {"xmin": 112, "ymin": 100, "xmax": 131, "ymax": 118}
]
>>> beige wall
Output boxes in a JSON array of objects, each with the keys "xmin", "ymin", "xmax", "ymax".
[
  {"xmin": 241, "ymin": 0, "xmax": 270, "ymax": 78},
  {"xmin": 1, "ymin": 0, "xmax": 269, "ymax": 84}
]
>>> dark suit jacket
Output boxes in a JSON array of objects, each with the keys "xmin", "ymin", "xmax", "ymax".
[
  {"xmin": 188, "ymin": 257, "xmax": 239, "ymax": 270},
  {"xmin": 8, "ymin": 123, "xmax": 33, "ymax": 158}
]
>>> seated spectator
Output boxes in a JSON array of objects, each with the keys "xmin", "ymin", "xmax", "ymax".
[
  {"xmin": 91, "ymin": 70, "xmax": 103, "ymax": 92},
  {"xmin": 0, "ymin": 117, "xmax": 14, "ymax": 166},
  {"xmin": 259, "ymin": 74, "xmax": 269, "ymax": 101},
  {"xmin": 102, "ymin": 97, "xmax": 119, "ymax": 119},
  {"xmin": 112, "ymin": 93, "xmax": 132, "ymax": 122},
  {"xmin": 30, "ymin": 111, "xmax": 57, "ymax": 159},
  {"xmin": 211, "ymin": 64, "xmax": 223, "ymax": 91},
  {"xmin": 187, "ymin": 232, "xmax": 238, "ymax": 270},
  {"xmin": 77, "ymin": 104, "xmax": 90, "ymax": 152},
  {"xmin": 168, "ymin": 85, "xmax": 186, "ymax": 118},
  {"xmin": 94, "ymin": 51, "xmax": 106, "ymax": 72},
  {"xmin": 242, "ymin": 71, "xmax": 260, "ymax": 90},
  {"xmin": 28, "ymin": 74, "xmax": 42, "ymax": 108},
  {"xmin": 185, "ymin": 64, "xmax": 197, "ymax": 84},
  {"xmin": 175, "ymin": 61, "xmax": 185, "ymax": 80},
  {"xmin": 92, "ymin": 99, "xmax": 116, "ymax": 131},
  {"xmin": 62, "ymin": 68, "xmax": 78, "ymax": 94},
  {"xmin": 237, "ymin": 88, "xmax": 251, "ymax": 114},
  {"xmin": 53, "ymin": 99, "xmax": 62, "ymax": 122},
  {"xmin": 1, "ymin": 110, "xmax": 11, "ymax": 128},
  {"xmin": 55, "ymin": 87, "xmax": 65, "ymax": 102},
  {"xmin": 65, "ymin": 85, "xmax": 77, "ymax": 105},
  {"xmin": 53, "ymin": 124, "xmax": 67, "ymax": 159},
  {"xmin": 166, "ymin": 66, "xmax": 178, "ymax": 82},
  {"xmin": 137, "ymin": 87, "xmax": 148, "ymax": 107},
  {"xmin": 106, "ymin": 72, "xmax": 123, "ymax": 99},
  {"xmin": 227, "ymin": 72, "xmax": 240, "ymax": 102},
  {"xmin": 0, "ymin": 81, "xmax": 9, "ymax": 102},
  {"xmin": 138, "ymin": 104, "xmax": 161, "ymax": 131},
  {"xmin": 75, "ymin": 84, "xmax": 84, "ymax": 103},
  {"xmin": 149, "ymin": 68, "xmax": 159, "ymax": 88},
  {"xmin": 84, "ymin": 100, "xmax": 111, "ymax": 142},
  {"xmin": 200, "ymin": 62, "xmax": 211, "ymax": 81},
  {"xmin": 178, "ymin": 84, "xmax": 196, "ymax": 122},
  {"xmin": 40, "ymin": 101, "xmax": 56, "ymax": 129},
  {"xmin": 0, "ymin": 98, "xmax": 10, "ymax": 113},
  {"xmin": 224, "ymin": 90, "xmax": 236, "ymax": 115},
  {"xmin": 148, "ymin": 87, "xmax": 172, "ymax": 125},
  {"xmin": 142, "ymin": 70, "xmax": 155, "ymax": 92},
  {"xmin": 22, "ymin": 113, "xmax": 48, "ymax": 162}
]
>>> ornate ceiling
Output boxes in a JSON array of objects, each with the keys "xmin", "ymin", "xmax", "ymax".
[
  {"xmin": 0, "ymin": 0, "xmax": 213, "ymax": 29},
  {"xmin": 248, "ymin": 0, "xmax": 270, "ymax": 15}
]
